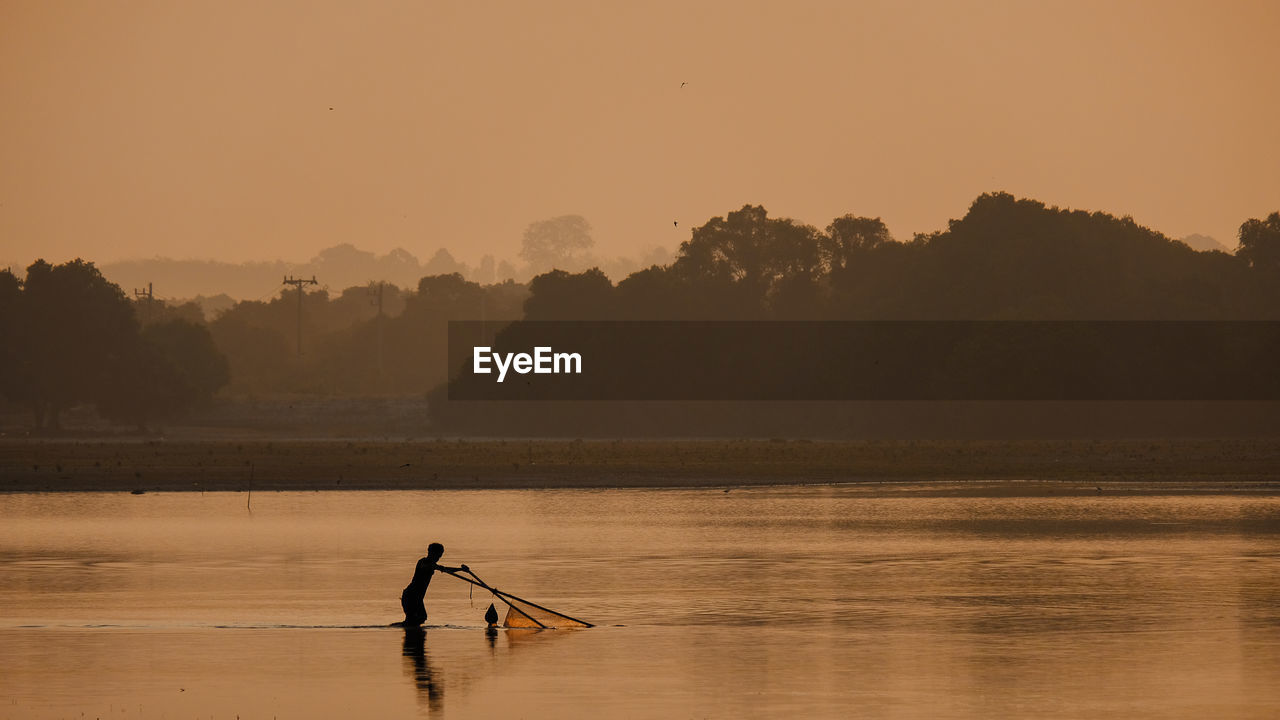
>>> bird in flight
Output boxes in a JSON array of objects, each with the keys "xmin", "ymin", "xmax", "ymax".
[
  {"xmin": 673, "ymin": 221, "xmax": 678, "ymax": 227},
  {"xmin": 680, "ymin": 82, "xmax": 687, "ymax": 88}
]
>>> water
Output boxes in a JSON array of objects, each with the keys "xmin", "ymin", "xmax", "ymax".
[{"xmin": 2, "ymin": 486, "xmax": 1279, "ymax": 719}]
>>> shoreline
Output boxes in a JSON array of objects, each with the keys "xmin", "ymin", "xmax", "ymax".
[{"xmin": 1, "ymin": 437, "xmax": 1277, "ymax": 494}]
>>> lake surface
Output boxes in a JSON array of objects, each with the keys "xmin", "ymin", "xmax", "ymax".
[{"xmin": 2, "ymin": 485, "xmax": 1279, "ymax": 719}]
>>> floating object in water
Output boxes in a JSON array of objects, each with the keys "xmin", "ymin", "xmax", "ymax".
[{"xmin": 484, "ymin": 603, "xmax": 498, "ymax": 626}]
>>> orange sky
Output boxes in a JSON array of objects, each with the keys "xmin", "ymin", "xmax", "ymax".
[{"xmin": 2, "ymin": 0, "xmax": 1278, "ymax": 267}]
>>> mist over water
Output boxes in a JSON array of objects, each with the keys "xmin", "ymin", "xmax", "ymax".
[{"xmin": 2, "ymin": 487, "xmax": 1278, "ymax": 718}]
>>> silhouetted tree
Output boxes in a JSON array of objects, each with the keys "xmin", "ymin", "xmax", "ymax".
[
  {"xmin": 1179, "ymin": 233, "xmax": 1229, "ymax": 253},
  {"xmin": 410, "ymin": 273, "xmax": 486, "ymax": 316},
  {"xmin": 143, "ymin": 319, "xmax": 231, "ymax": 403},
  {"xmin": 520, "ymin": 215, "xmax": 595, "ymax": 274},
  {"xmin": 524, "ymin": 269, "xmax": 616, "ymax": 320},
  {"xmin": 15, "ymin": 260, "xmax": 138, "ymax": 430},
  {"xmin": 20, "ymin": 192, "xmax": 1277, "ymax": 436},
  {"xmin": 93, "ymin": 339, "xmax": 185, "ymax": 431},
  {"xmin": 381, "ymin": 247, "xmax": 426, "ymax": 287},
  {"xmin": 672, "ymin": 205, "xmax": 823, "ymax": 317},
  {"xmin": 189, "ymin": 293, "xmax": 235, "ymax": 321},
  {"xmin": 95, "ymin": 320, "xmax": 229, "ymax": 430},
  {"xmin": 0, "ymin": 269, "xmax": 23, "ymax": 407},
  {"xmin": 496, "ymin": 259, "xmax": 518, "ymax": 281},
  {"xmin": 878, "ymin": 192, "xmax": 1232, "ymax": 319},
  {"xmin": 133, "ymin": 297, "xmax": 205, "ymax": 327},
  {"xmin": 1238, "ymin": 212, "xmax": 1280, "ymax": 274},
  {"xmin": 615, "ymin": 265, "xmax": 691, "ymax": 319},
  {"xmin": 423, "ymin": 249, "xmax": 467, "ymax": 277},
  {"xmin": 476, "ymin": 255, "xmax": 497, "ymax": 285},
  {"xmin": 312, "ymin": 243, "xmax": 379, "ymax": 280},
  {"xmin": 380, "ymin": 274, "xmax": 526, "ymax": 393},
  {"xmin": 208, "ymin": 308, "xmax": 294, "ymax": 394},
  {"xmin": 823, "ymin": 215, "xmax": 892, "ymax": 272},
  {"xmin": 327, "ymin": 283, "xmax": 406, "ymax": 327}
]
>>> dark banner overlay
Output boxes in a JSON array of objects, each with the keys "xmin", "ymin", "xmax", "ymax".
[{"xmin": 447, "ymin": 321, "xmax": 1280, "ymax": 401}]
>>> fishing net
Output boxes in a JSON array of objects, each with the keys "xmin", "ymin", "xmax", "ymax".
[
  {"xmin": 499, "ymin": 596, "xmax": 591, "ymax": 629},
  {"xmin": 443, "ymin": 567, "xmax": 592, "ymax": 629}
]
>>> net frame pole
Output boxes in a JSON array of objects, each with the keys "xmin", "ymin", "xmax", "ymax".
[
  {"xmin": 440, "ymin": 569, "xmax": 546, "ymax": 628},
  {"xmin": 438, "ymin": 567, "xmax": 594, "ymax": 628}
]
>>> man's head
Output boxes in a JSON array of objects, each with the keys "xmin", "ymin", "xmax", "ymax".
[{"xmin": 427, "ymin": 542, "xmax": 445, "ymax": 560}]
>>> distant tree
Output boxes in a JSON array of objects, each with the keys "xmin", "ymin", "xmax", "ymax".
[
  {"xmin": 14, "ymin": 260, "xmax": 139, "ymax": 430},
  {"xmin": 0, "ymin": 263, "xmax": 233, "ymax": 430},
  {"xmin": 614, "ymin": 265, "xmax": 689, "ymax": 319},
  {"xmin": 1237, "ymin": 212, "xmax": 1280, "ymax": 273},
  {"xmin": 823, "ymin": 215, "xmax": 892, "ymax": 272},
  {"xmin": 312, "ymin": 243, "xmax": 378, "ymax": 276},
  {"xmin": 143, "ymin": 320, "xmax": 230, "ymax": 401},
  {"xmin": 95, "ymin": 320, "xmax": 229, "ymax": 430},
  {"xmin": 133, "ymin": 297, "xmax": 205, "ymax": 327},
  {"xmin": 595, "ymin": 247, "xmax": 672, "ymax": 282},
  {"xmin": 1178, "ymin": 233, "xmax": 1229, "ymax": 253},
  {"xmin": 672, "ymin": 205, "xmax": 823, "ymax": 317},
  {"xmin": 381, "ymin": 247, "xmax": 420, "ymax": 269},
  {"xmin": 496, "ymin": 259, "xmax": 518, "ymax": 281},
  {"xmin": 410, "ymin": 273, "xmax": 486, "ymax": 316},
  {"xmin": 379, "ymin": 248, "xmax": 424, "ymax": 287},
  {"xmin": 476, "ymin": 255, "xmax": 497, "ymax": 285},
  {"xmin": 100, "ymin": 257, "xmax": 292, "ymax": 301},
  {"xmin": 677, "ymin": 205, "xmax": 822, "ymax": 283},
  {"xmin": 640, "ymin": 245, "xmax": 674, "ymax": 267},
  {"xmin": 520, "ymin": 215, "xmax": 595, "ymax": 274},
  {"xmin": 326, "ymin": 284, "xmax": 397, "ymax": 329},
  {"xmin": 598, "ymin": 255, "xmax": 636, "ymax": 281},
  {"xmin": 383, "ymin": 248, "xmax": 421, "ymax": 267},
  {"xmin": 92, "ymin": 338, "xmax": 186, "ymax": 431},
  {"xmin": 484, "ymin": 279, "xmax": 532, "ymax": 318},
  {"xmin": 191, "ymin": 294, "xmax": 236, "ymax": 321},
  {"xmin": 383, "ymin": 274, "xmax": 488, "ymax": 393},
  {"xmin": 901, "ymin": 192, "xmax": 1239, "ymax": 319},
  {"xmin": 0, "ymin": 269, "xmax": 23, "ymax": 406},
  {"xmin": 207, "ymin": 314, "xmax": 292, "ymax": 394},
  {"xmin": 524, "ymin": 269, "xmax": 615, "ymax": 320},
  {"xmin": 423, "ymin": 248, "xmax": 467, "ymax": 277}
]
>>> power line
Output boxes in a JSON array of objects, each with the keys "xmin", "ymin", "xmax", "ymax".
[
  {"xmin": 250, "ymin": 284, "xmax": 285, "ymax": 303},
  {"xmin": 282, "ymin": 275, "xmax": 318, "ymax": 356},
  {"xmin": 368, "ymin": 281, "xmax": 385, "ymax": 377},
  {"xmin": 133, "ymin": 282, "xmax": 154, "ymax": 325}
]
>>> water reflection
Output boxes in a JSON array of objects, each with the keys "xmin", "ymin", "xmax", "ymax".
[
  {"xmin": 401, "ymin": 627, "xmax": 443, "ymax": 712},
  {"xmin": 399, "ymin": 624, "xmax": 568, "ymax": 714},
  {"xmin": 1, "ymin": 488, "xmax": 1278, "ymax": 719}
]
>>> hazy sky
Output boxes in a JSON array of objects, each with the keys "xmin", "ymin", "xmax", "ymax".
[{"xmin": 2, "ymin": 0, "xmax": 1278, "ymax": 267}]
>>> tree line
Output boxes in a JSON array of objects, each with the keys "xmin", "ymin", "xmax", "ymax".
[
  {"xmin": 98, "ymin": 221, "xmax": 672, "ymax": 301},
  {"xmin": 524, "ymin": 194, "xmax": 1279, "ymax": 321},
  {"xmin": 0, "ymin": 260, "xmax": 228, "ymax": 431},
  {"xmin": 2, "ymin": 193, "xmax": 1277, "ymax": 432}
]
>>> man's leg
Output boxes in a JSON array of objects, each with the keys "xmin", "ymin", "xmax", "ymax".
[{"xmin": 401, "ymin": 593, "xmax": 426, "ymax": 625}]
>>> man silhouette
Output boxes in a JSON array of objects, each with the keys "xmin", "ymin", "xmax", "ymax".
[{"xmin": 400, "ymin": 542, "xmax": 463, "ymax": 626}]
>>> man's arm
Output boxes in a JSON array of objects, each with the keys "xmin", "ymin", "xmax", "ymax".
[{"xmin": 435, "ymin": 563, "xmax": 469, "ymax": 574}]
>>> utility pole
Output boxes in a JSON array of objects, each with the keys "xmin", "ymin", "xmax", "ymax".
[
  {"xmin": 282, "ymin": 275, "xmax": 318, "ymax": 356},
  {"xmin": 133, "ymin": 282, "xmax": 154, "ymax": 325},
  {"xmin": 368, "ymin": 281, "xmax": 385, "ymax": 376}
]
